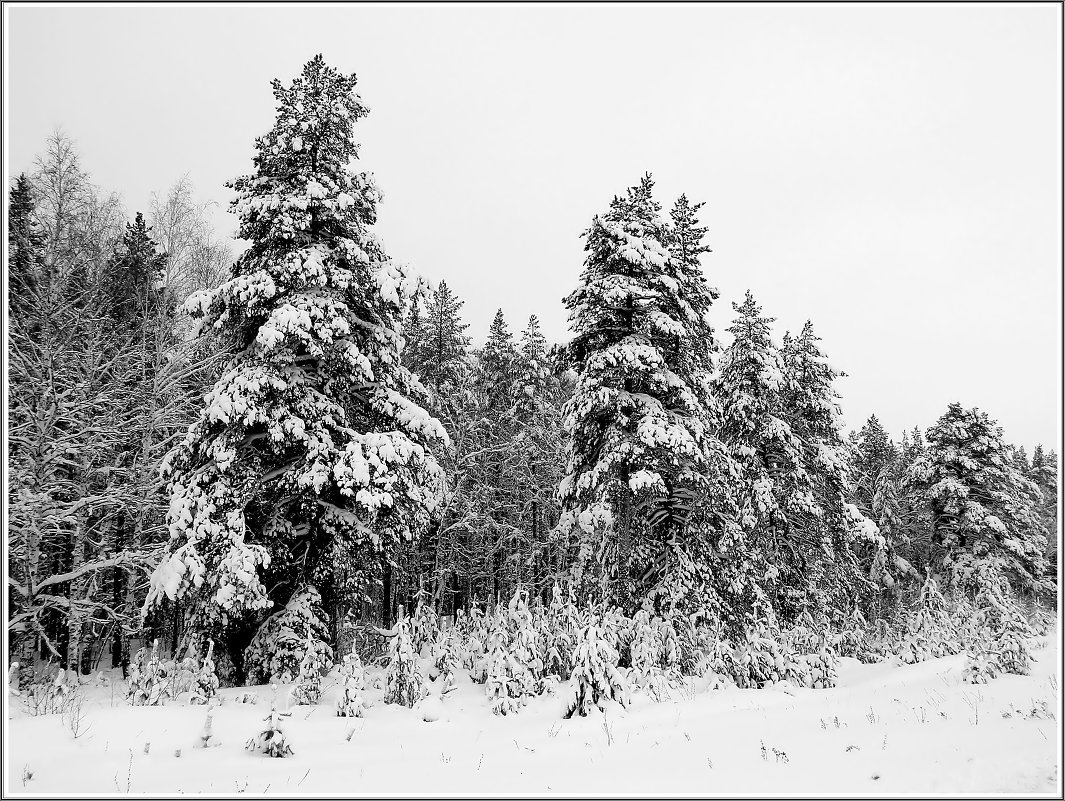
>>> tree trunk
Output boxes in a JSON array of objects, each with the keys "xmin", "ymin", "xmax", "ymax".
[
  {"xmin": 382, "ymin": 559, "xmax": 393, "ymax": 628},
  {"xmin": 65, "ymin": 521, "xmax": 87, "ymax": 675},
  {"xmin": 615, "ymin": 480, "xmax": 634, "ymax": 609}
]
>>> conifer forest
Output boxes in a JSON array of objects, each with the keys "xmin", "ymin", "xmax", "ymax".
[{"xmin": 5, "ymin": 40, "xmax": 1061, "ymax": 798}]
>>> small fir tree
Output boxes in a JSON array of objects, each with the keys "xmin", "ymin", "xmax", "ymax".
[
  {"xmin": 247, "ymin": 692, "xmax": 294, "ymax": 758},
  {"xmin": 196, "ymin": 707, "xmax": 222, "ymax": 748},
  {"xmin": 190, "ymin": 640, "xmax": 219, "ymax": 705},
  {"xmin": 335, "ymin": 644, "xmax": 368, "ymax": 717},
  {"xmin": 244, "ymin": 586, "xmax": 333, "ymax": 685},
  {"xmin": 563, "ymin": 621, "xmax": 629, "ymax": 718},
  {"xmin": 384, "ymin": 618, "xmax": 426, "ymax": 708},
  {"xmin": 291, "ymin": 625, "xmax": 326, "ymax": 705},
  {"xmin": 484, "ymin": 627, "xmax": 522, "ymax": 716}
]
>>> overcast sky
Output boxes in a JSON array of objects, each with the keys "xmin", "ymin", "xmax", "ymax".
[{"xmin": 5, "ymin": 3, "xmax": 1061, "ymax": 451}]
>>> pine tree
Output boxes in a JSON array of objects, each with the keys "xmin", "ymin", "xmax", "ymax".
[
  {"xmin": 557, "ymin": 176, "xmax": 738, "ymax": 617},
  {"xmin": 910, "ymin": 403, "xmax": 1048, "ymax": 595},
  {"xmin": 144, "ymin": 57, "xmax": 447, "ymax": 654}
]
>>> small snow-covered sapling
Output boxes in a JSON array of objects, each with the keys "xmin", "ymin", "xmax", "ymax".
[
  {"xmin": 384, "ymin": 619, "xmax": 427, "ymax": 708},
  {"xmin": 336, "ymin": 645, "xmax": 368, "ymax": 718},
  {"xmin": 8, "ymin": 662, "xmax": 20, "ymax": 696},
  {"xmin": 246, "ymin": 686, "xmax": 294, "ymax": 758},
  {"xmin": 190, "ymin": 640, "xmax": 220, "ymax": 706},
  {"xmin": 197, "ymin": 706, "xmax": 222, "ymax": 748},
  {"xmin": 291, "ymin": 626, "xmax": 325, "ymax": 706}
]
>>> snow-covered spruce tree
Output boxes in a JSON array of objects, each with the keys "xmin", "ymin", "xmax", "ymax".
[
  {"xmin": 540, "ymin": 583, "xmax": 577, "ymax": 680},
  {"xmin": 290, "ymin": 625, "xmax": 327, "ymax": 704},
  {"xmin": 385, "ymin": 618, "xmax": 426, "ymax": 707},
  {"xmin": 405, "ymin": 280, "xmax": 471, "ymax": 400},
  {"xmin": 557, "ymin": 177, "xmax": 743, "ymax": 619},
  {"xmin": 480, "ymin": 309, "xmax": 519, "ymax": 414},
  {"xmin": 778, "ymin": 321, "xmax": 879, "ymax": 617},
  {"xmin": 430, "ymin": 624, "xmax": 461, "ymax": 695},
  {"xmin": 101, "ymin": 212, "xmax": 172, "ymax": 326},
  {"xmin": 6, "ymin": 173, "xmax": 44, "ymax": 322},
  {"xmin": 972, "ymin": 565, "xmax": 1034, "ymax": 676},
  {"xmin": 564, "ymin": 619, "xmax": 629, "ymax": 718},
  {"xmin": 507, "ymin": 588, "xmax": 544, "ymax": 695},
  {"xmin": 1029, "ymin": 446, "xmax": 1058, "ymax": 576},
  {"xmin": 484, "ymin": 627, "xmax": 523, "ymax": 715},
  {"xmin": 512, "ymin": 316, "xmax": 567, "ymax": 598},
  {"xmin": 898, "ymin": 571, "xmax": 958, "ymax": 663},
  {"xmin": 852, "ymin": 415, "xmax": 896, "ymax": 504},
  {"xmin": 126, "ymin": 647, "xmax": 148, "ymax": 704},
  {"xmin": 190, "ymin": 640, "xmax": 219, "ymax": 705},
  {"xmin": 627, "ymin": 609, "xmax": 675, "ymax": 701},
  {"xmin": 196, "ymin": 708, "xmax": 223, "ymax": 748},
  {"xmin": 247, "ymin": 698, "xmax": 294, "ymax": 757},
  {"xmin": 715, "ymin": 296, "xmax": 874, "ymax": 624},
  {"xmin": 127, "ymin": 640, "xmax": 171, "ymax": 706},
  {"xmin": 909, "ymin": 403, "xmax": 1048, "ymax": 597},
  {"xmin": 336, "ymin": 642, "xmax": 369, "ymax": 717},
  {"xmin": 410, "ymin": 590, "xmax": 440, "ymax": 656},
  {"xmin": 144, "ymin": 57, "xmax": 447, "ymax": 667},
  {"xmin": 851, "ymin": 416, "xmax": 916, "ymax": 592},
  {"xmin": 474, "ymin": 310, "xmax": 530, "ymax": 598},
  {"xmin": 244, "ymin": 585, "xmax": 332, "ymax": 685}
]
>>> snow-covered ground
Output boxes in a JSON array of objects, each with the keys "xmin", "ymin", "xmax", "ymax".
[{"xmin": 5, "ymin": 633, "xmax": 1060, "ymax": 797}]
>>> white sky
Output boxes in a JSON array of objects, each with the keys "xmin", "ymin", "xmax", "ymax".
[{"xmin": 5, "ymin": 3, "xmax": 1062, "ymax": 451}]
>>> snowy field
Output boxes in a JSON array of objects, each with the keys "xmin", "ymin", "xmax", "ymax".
[{"xmin": 6, "ymin": 633, "xmax": 1060, "ymax": 797}]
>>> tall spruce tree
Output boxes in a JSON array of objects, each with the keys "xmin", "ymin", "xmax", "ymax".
[
  {"xmin": 557, "ymin": 176, "xmax": 740, "ymax": 617},
  {"xmin": 1030, "ymin": 446, "xmax": 1058, "ymax": 581},
  {"xmin": 410, "ymin": 280, "xmax": 471, "ymax": 400},
  {"xmin": 910, "ymin": 403, "xmax": 1048, "ymax": 596},
  {"xmin": 145, "ymin": 57, "xmax": 447, "ymax": 669},
  {"xmin": 779, "ymin": 321, "xmax": 878, "ymax": 613},
  {"xmin": 715, "ymin": 296, "xmax": 873, "ymax": 622},
  {"xmin": 513, "ymin": 315, "xmax": 566, "ymax": 599},
  {"xmin": 852, "ymin": 415, "xmax": 897, "ymax": 513},
  {"xmin": 102, "ymin": 212, "xmax": 169, "ymax": 327},
  {"xmin": 7, "ymin": 174, "xmax": 44, "ymax": 320},
  {"xmin": 478, "ymin": 309, "xmax": 519, "ymax": 413}
]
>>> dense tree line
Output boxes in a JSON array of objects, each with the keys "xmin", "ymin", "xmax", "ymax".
[
  {"xmin": 6, "ymin": 57, "xmax": 1057, "ymax": 686},
  {"xmin": 7, "ymin": 132, "xmax": 230, "ymax": 678}
]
